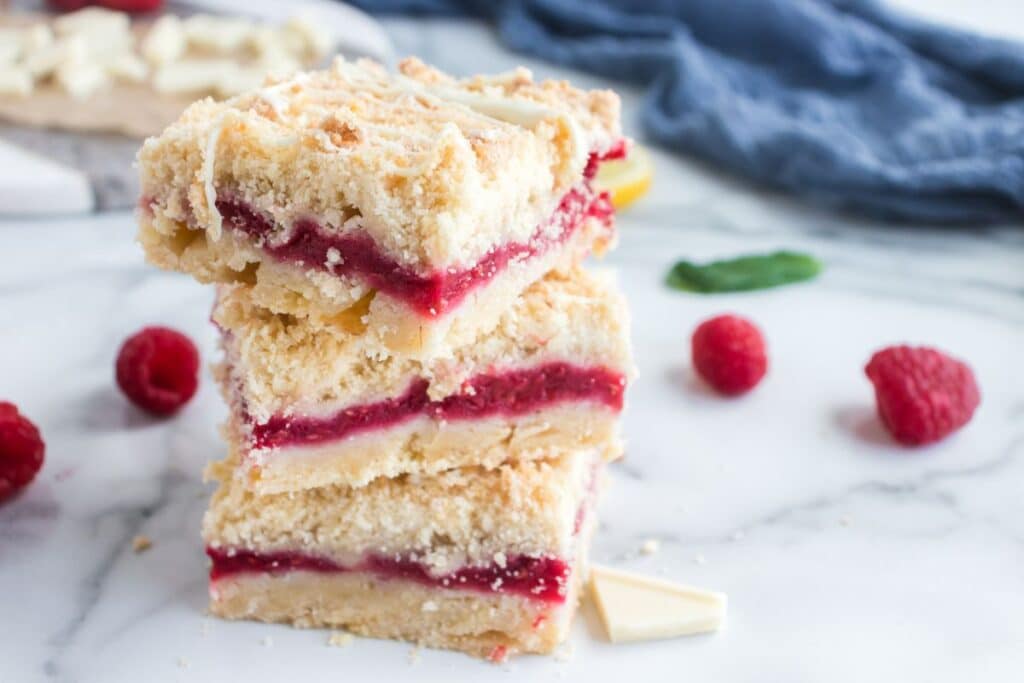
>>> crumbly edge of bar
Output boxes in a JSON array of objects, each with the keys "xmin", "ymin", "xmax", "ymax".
[
  {"xmin": 137, "ymin": 56, "xmax": 621, "ymax": 270},
  {"xmin": 202, "ymin": 449, "xmax": 598, "ymax": 574},
  {"xmin": 222, "ymin": 403, "xmax": 623, "ymax": 493},
  {"xmin": 139, "ymin": 198, "xmax": 616, "ymax": 359},
  {"xmin": 207, "ymin": 508, "xmax": 596, "ymax": 660},
  {"xmin": 215, "ymin": 264, "xmax": 633, "ymax": 422}
]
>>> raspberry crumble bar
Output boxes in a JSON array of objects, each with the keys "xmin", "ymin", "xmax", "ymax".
[
  {"xmin": 138, "ymin": 56, "xmax": 625, "ymax": 355},
  {"xmin": 213, "ymin": 267, "xmax": 632, "ymax": 492},
  {"xmin": 203, "ymin": 448, "xmax": 606, "ymax": 659}
]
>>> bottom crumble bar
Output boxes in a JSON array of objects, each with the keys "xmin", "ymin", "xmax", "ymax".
[{"xmin": 202, "ymin": 449, "xmax": 606, "ymax": 658}]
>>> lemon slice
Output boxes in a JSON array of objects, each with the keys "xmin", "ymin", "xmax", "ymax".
[{"xmin": 594, "ymin": 144, "xmax": 653, "ymax": 210}]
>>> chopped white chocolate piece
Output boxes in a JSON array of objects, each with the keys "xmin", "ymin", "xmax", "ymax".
[
  {"xmin": 153, "ymin": 59, "xmax": 235, "ymax": 94},
  {"xmin": 282, "ymin": 15, "xmax": 335, "ymax": 60},
  {"xmin": 53, "ymin": 8, "xmax": 130, "ymax": 39},
  {"xmin": 57, "ymin": 57, "xmax": 109, "ymax": 99},
  {"xmin": 0, "ymin": 38, "xmax": 22, "ymax": 66},
  {"xmin": 183, "ymin": 15, "xmax": 255, "ymax": 53},
  {"xmin": 22, "ymin": 38, "xmax": 76, "ymax": 79},
  {"xmin": 0, "ymin": 66, "xmax": 32, "ymax": 95},
  {"xmin": 590, "ymin": 565, "xmax": 726, "ymax": 643},
  {"xmin": 107, "ymin": 53, "xmax": 148, "ymax": 83},
  {"xmin": 217, "ymin": 66, "xmax": 270, "ymax": 98},
  {"xmin": 141, "ymin": 15, "xmax": 185, "ymax": 66},
  {"xmin": 22, "ymin": 24, "xmax": 54, "ymax": 54}
]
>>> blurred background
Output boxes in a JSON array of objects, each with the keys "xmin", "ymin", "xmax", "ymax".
[{"xmin": 1, "ymin": 1, "xmax": 1022, "ymax": 681}]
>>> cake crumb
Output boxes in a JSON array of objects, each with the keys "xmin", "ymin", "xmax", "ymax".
[
  {"xmin": 199, "ymin": 620, "xmax": 211, "ymax": 637},
  {"xmin": 553, "ymin": 642, "xmax": 575, "ymax": 663},
  {"xmin": 176, "ymin": 657, "xmax": 189, "ymax": 669},
  {"xmin": 839, "ymin": 516, "xmax": 851, "ymax": 527},
  {"xmin": 694, "ymin": 553, "xmax": 707, "ymax": 565},
  {"xmin": 327, "ymin": 632, "xmax": 354, "ymax": 648},
  {"xmin": 408, "ymin": 646, "xmax": 422, "ymax": 665},
  {"xmin": 132, "ymin": 535, "xmax": 152, "ymax": 553},
  {"xmin": 639, "ymin": 538, "xmax": 659, "ymax": 556},
  {"xmin": 261, "ymin": 635, "xmax": 274, "ymax": 647}
]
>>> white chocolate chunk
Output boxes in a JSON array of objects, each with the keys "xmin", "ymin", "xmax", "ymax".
[
  {"xmin": 281, "ymin": 15, "xmax": 335, "ymax": 60},
  {"xmin": 0, "ymin": 37, "xmax": 22, "ymax": 66},
  {"xmin": 141, "ymin": 15, "xmax": 185, "ymax": 66},
  {"xmin": 590, "ymin": 566, "xmax": 727, "ymax": 643},
  {"xmin": 0, "ymin": 66, "xmax": 32, "ymax": 95},
  {"xmin": 106, "ymin": 53, "xmax": 148, "ymax": 83},
  {"xmin": 22, "ymin": 24, "xmax": 54, "ymax": 54},
  {"xmin": 56, "ymin": 56, "xmax": 109, "ymax": 99},
  {"xmin": 216, "ymin": 66, "xmax": 269, "ymax": 97},
  {"xmin": 183, "ymin": 15, "xmax": 256, "ymax": 53},
  {"xmin": 22, "ymin": 37, "xmax": 76, "ymax": 78},
  {"xmin": 53, "ymin": 8, "xmax": 130, "ymax": 39},
  {"xmin": 153, "ymin": 58, "xmax": 235, "ymax": 94}
]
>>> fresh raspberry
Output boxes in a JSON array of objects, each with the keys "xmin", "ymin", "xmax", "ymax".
[
  {"xmin": 116, "ymin": 326, "xmax": 200, "ymax": 416},
  {"xmin": 97, "ymin": 0, "xmax": 164, "ymax": 12},
  {"xmin": 865, "ymin": 345, "xmax": 980, "ymax": 446},
  {"xmin": 0, "ymin": 402, "xmax": 45, "ymax": 503},
  {"xmin": 691, "ymin": 314, "xmax": 767, "ymax": 396},
  {"xmin": 46, "ymin": 0, "xmax": 94, "ymax": 10}
]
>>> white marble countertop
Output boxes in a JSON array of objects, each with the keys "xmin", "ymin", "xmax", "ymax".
[{"xmin": 3, "ymin": 17, "xmax": 1024, "ymax": 683}]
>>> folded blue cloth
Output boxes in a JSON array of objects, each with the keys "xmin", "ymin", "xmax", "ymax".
[{"xmin": 350, "ymin": 0, "xmax": 1024, "ymax": 224}]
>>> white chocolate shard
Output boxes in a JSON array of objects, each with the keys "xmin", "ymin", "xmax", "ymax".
[
  {"xmin": 141, "ymin": 15, "xmax": 185, "ymax": 66},
  {"xmin": 282, "ymin": 15, "xmax": 335, "ymax": 60},
  {"xmin": 590, "ymin": 565, "xmax": 726, "ymax": 643},
  {"xmin": 56, "ymin": 57, "xmax": 109, "ymax": 99},
  {"xmin": 0, "ymin": 66, "xmax": 32, "ymax": 95},
  {"xmin": 183, "ymin": 15, "xmax": 256, "ymax": 53},
  {"xmin": 107, "ymin": 52, "xmax": 148, "ymax": 83},
  {"xmin": 153, "ymin": 58, "xmax": 235, "ymax": 94},
  {"xmin": 53, "ymin": 7, "xmax": 130, "ymax": 38}
]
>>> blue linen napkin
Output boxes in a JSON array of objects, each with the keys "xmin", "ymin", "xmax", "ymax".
[{"xmin": 349, "ymin": 0, "xmax": 1024, "ymax": 224}]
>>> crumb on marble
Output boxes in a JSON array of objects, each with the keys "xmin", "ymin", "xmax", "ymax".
[
  {"xmin": 408, "ymin": 646, "xmax": 422, "ymax": 665},
  {"xmin": 694, "ymin": 553, "xmax": 707, "ymax": 565},
  {"xmin": 639, "ymin": 538, "xmax": 660, "ymax": 556},
  {"xmin": 132, "ymin": 535, "xmax": 152, "ymax": 553},
  {"xmin": 327, "ymin": 631, "xmax": 354, "ymax": 648},
  {"xmin": 177, "ymin": 657, "xmax": 189, "ymax": 669},
  {"xmin": 261, "ymin": 635, "xmax": 273, "ymax": 647},
  {"xmin": 839, "ymin": 516, "xmax": 851, "ymax": 527}
]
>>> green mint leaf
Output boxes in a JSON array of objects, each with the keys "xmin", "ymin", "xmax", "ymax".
[{"xmin": 665, "ymin": 250, "xmax": 822, "ymax": 293}]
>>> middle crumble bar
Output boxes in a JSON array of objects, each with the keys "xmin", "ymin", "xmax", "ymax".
[
  {"xmin": 214, "ymin": 267, "xmax": 632, "ymax": 493},
  {"xmin": 138, "ymin": 57, "xmax": 625, "ymax": 356}
]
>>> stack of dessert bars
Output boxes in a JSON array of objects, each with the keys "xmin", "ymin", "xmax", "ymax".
[{"xmin": 137, "ymin": 57, "xmax": 633, "ymax": 660}]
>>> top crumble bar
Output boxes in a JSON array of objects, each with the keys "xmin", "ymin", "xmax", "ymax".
[{"xmin": 138, "ymin": 57, "xmax": 625, "ymax": 356}]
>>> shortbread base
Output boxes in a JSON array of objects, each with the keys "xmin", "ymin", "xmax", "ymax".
[{"xmin": 209, "ymin": 569, "xmax": 580, "ymax": 659}]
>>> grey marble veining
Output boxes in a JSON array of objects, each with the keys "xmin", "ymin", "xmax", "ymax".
[{"xmin": 1, "ymin": 17, "xmax": 1023, "ymax": 683}]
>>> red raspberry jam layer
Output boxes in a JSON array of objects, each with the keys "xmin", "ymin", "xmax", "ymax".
[
  {"xmin": 250, "ymin": 362, "xmax": 625, "ymax": 450},
  {"xmin": 216, "ymin": 148, "xmax": 620, "ymax": 319},
  {"xmin": 207, "ymin": 547, "xmax": 571, "ymax": 603}
]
